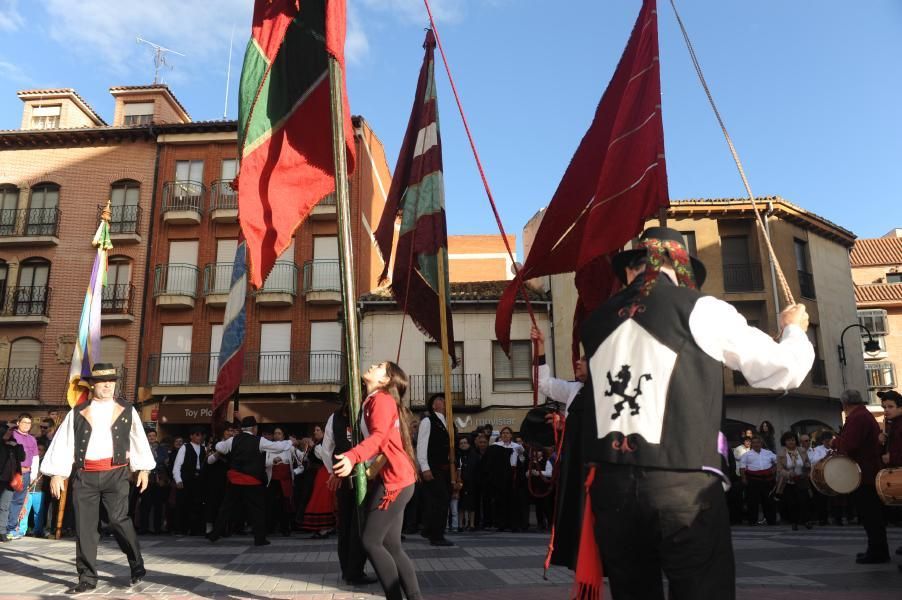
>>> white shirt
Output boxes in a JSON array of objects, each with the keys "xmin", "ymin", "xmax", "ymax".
[
  {"xmin": 265, "ymin": 446, "xmax": 293, "ymax": 484},
  {"xmin": 739, "ymin": 448, "xmax": 777, "ymax": 472},
  {"xmin": 172, "ymin": 442, "xmax": 202, "ymax": 485},
  {"xmin": 537, "ymin": 363, "xmax": 583, "ymax": 415},
  {"xmin": 416, "ymin": 412, "xmax": 447, "ymax": 473},
  {"xmin": 808, "ymin": 445, "xmax": 829, "ymax": 465},
  {"xmin": 320, "ymin": 414, "xmax": 337, "ymax": 474},
  {"xmin": 689, "ymin": 296, "xmax": 815, "ymax": 390},
  {"xmin": 733, "ymin": 444, "xmax": 751, "ymax": 475},
  {"xmin": 781, "ymin": 449, "xmax": 806, "ymax": 477},
  {"xmin": 493, "ymin": 440, "xmax": 525, "ymax": 467},
  {"xmin": 214, "ymin": 434, "xmax": 293, "ymax": 456},
  {"xmin": 40, "ymin": 401, "xmax": 156, "ymax": 477}
]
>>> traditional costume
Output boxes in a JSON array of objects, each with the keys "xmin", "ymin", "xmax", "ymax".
[{"xmin": 415, "ymin": 396, "xmax": 453, "ymax": 545}]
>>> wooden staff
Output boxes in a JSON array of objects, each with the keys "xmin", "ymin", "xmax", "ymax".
[
  {"xmin": 435, "ymin": 247, "xmax": 458, "ymax": 488},
  {"xmin": 55, "ymin": 478, "xmax": 68, "ymax": 540}
]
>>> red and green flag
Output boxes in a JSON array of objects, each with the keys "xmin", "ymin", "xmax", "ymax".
[
  {"xmin": 373, "ymin": 30, "xmax": 456, "ymax": 364},
  {"xmin": 236, "ymin": 0, "xmax": 356, "ymax": 288}
]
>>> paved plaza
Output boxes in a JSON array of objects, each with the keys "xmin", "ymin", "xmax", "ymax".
[{"xmin": 1, "ymin": 526, "xmax": 900, "ymax": 599}]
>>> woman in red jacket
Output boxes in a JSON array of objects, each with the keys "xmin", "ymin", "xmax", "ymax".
[{"xmin": 334, "ymin": 362, "xmax": 421, "ymax": 600}]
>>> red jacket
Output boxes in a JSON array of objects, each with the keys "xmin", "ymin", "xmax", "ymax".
[
  {"xmin": 833, "ymin": 404, "xmax": 882, "ymax": 484},
  {"xmin": 344, "ymin": 390, "xmax": 416, "ymax": 504},
  {"xmin": 886, "ymin": 418, "xmax": 902, "ymax": 468}
]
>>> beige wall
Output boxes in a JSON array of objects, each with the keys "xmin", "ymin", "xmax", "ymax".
[
  {"xmin": 111, "ymin": 91, "xmax": 188, "ymax": 126},
  {"xmin": 20, "ymin": 98, "xmax": 97, "ymax": 130}
]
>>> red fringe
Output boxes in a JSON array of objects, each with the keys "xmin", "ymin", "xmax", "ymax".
[
  {"xmin": 571, "ymin": 465, "xmax": 602, "ymax": 600},
  {"xmin": 377, "ymin": 487, "xmax": 400, "ymax": 510}
]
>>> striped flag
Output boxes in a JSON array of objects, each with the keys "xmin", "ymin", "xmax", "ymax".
[
  {"xmin": 67, "ymin": 216, "xmax": 112, "ymax": 407},
  {"xmin": 373, "ymin": 30, "xmax": 456, "ymax": 364},
  {"xmin": 236, "ymin": 0, "xmax": 355, "ymax": 288},
  {"xmin": 212, "ymin": 237, "xmax": 248, "ymax": 427}
]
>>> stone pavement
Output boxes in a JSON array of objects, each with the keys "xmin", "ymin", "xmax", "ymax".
[{"xmin": 0, "ymin": 525, "xmax": 900, "ymax": 599}]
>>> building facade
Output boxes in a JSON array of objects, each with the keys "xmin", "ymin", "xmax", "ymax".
[
  {"xmin": 447, "ymin": 234, "xmax": 516, "ymax": 282},
  {"xmin": 850, "ymin": 230, "xmax": 902, "ymax": 415},
  {"xmin": 525, "ymin": 197, "xmax": 866, "ymax": 439}
]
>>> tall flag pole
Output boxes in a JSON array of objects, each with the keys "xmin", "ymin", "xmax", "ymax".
[
  {"xmin": 67, "ymin": 201, "xmax": 112, "ymax": 407},
  {"xmin": 495, "ymin": 0, "xmax": 668, "ymax": 361},
  {"xmin": 372, "ymin": 30, "xmax": 458, "ymax": 483},
  {"xmin": 212, "ymin": 235, "xmax": 247, "ymax": 431}
]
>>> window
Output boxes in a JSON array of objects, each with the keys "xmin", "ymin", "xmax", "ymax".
[
  {"xmin": 15, "ymin": 258, "xmax": 50, "ymax": 315},
  {"xmin": 426, "ymin": 342, "xmax": 465, "ymax": 401},
  {"xmin": 123, "ymin": 102, "xmax": 154, "ymax": 126},
  {"xmin": 5, "ymin": 338, "xmax": 41, "ymax": 399},
  {"xmin": 0, "ymin": 185, "xmax": 19, "ymax": 236},
  {"xmin": 858, "ymin": 309, "xmax": 889, "ymax": 336},
  {"xmin": 103, "ymin": 257, "xmax": 132, "ymax": 313},
  {"xmin": 721, "ymin": 235, "xmax": 762, "ymax": 292},
  {"xmin": 679, "ymin": 231, "xmax": 698, "ymax": 256},
  {"xmin": 166, "ymin": 240, "xmax": 198, "ymax": 295},
  {"xmin": 212, "ymin": 239, "xmax": 238, "ymax": 293},
  {"xmin": 308, "ymin": 236, "xmax": 339, "ymax": 291},
  {"xmin": 109, "ymin": 180, "xmax": 140, "ymax": 234},
  {"xmin": 30, "ymin": 105, "xmax": 60, "ymax": 129},
  {"xmin": 27, "ymin": 183, "xmax": 59, "ymax": 236},
  {"xmin": 260, "ymin": 323, "xmax": 291, "ymax": 383},
  {"xmin": 220, "ymin": 159, "xmax": 238, "ymax": 182},
  {"xmin": 310, "ymin": 321, "xmax": 342, "ymax": 382},
  {"xmin": 794, "ymin": 239, "xmax": 815, "ymax": 298},
  {"xmin": 263, "ymin": 240, "xmax": 295, "ymax": 292},
  {"xmin": 0, "ymin": 261, "xmax": 6, "ymax": 307},
  {"xmin": 887, "ymin": 272, "xmax": 902, "ymax": 284},
  {"xmin": 173, "ymin": 160, "xmax": 204, "ymax": 199},
  {"xmin": 865, "ymin": 361, "xmax": 895, "ymax": 389},
  {"xmin": 492, "ymin": 340, "xmax": 533, "ymax": 392},
  {"xmin": 101, "ymin": 336, "xmax": 127, "ymax": 397},
  {"xmin": 209, "ymin": 324, "xmax": 224, "ymax": 383},
  {"xmin": 160, "ymin": 325, "xmax": 193, "ymax": 384}
]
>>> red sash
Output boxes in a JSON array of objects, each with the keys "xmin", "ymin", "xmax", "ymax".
[
  {"xmin": 272, "ymin": 463, "xmax": 293, "ymax": 504},
  {"xmin": 227, "ymin": 469, "xmax": 261, "ymax": 486},
  {"xmin": 83, "ymin": 458, "xmax": 127, "ymax": 472}
]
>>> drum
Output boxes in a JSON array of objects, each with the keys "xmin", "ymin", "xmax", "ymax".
[
  {"xmin": 809, "ymin": 454, "xmax": 861, "ymax": 496},
  {"xmin": 876, "ymin": 467, "xmax": 902, "ymax": 506}
]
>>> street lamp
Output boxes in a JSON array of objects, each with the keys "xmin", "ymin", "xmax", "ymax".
[{"xmin": 838, "ymin": 323, "xmax": 881, "ymax": 385}]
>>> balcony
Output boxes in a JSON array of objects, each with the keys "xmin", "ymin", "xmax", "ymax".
[
  {"xmin": 162, "ymin": 181, "xmax": 204, "ymax": 225},
  {"xmin": 409, "ymin": 374, "xmax": 482, "ymax": 412},
  {"xmin": 209, "ymin": 180, "xmax": 238, "ymax": 223},
  {"xmin": 99, "ymin": 204, "xmax": 142, "ymax": 243},
  {"xmin": 798, "ymin": 270, "xmax": 816, "ymax": 299},
  {"xmin": 203, "ymin": 263, "xmax": 237, "ymax": 307},
  {"xmin": 723, "ymin": 263, "xmax": 764, "ymax": 293},
  {"xmin": 302, "ymin": 260, "xmax": 341, "ymax": 303},
  {"xmin": 146, "ymin": 350, "xmax": 345, "ymax": 394},
  {"xmin": 0, "ymin": 368, "xmax": 42, "ymax": 402},
  {"xmin": 310, "ymin": 193, "xmax": 337, "ymax": 220},
  {"xmin": 153, "ymin": 264, "xmax": 198, "ymax": 309},
  {"xmin": 810, "ymin": 358, "xmax": 827, "ymax": 387},
  {"xmin": 0, "ymin": 286, "xmax": 51, "ymax": 324},
  {"xmin": 101, "ymin": 283, "xmax": 135, "ymax": 323},
  {"xmin": 0, "ymin": 208, "xmax": 60, "ymax": 246},
  {"xmin": 255, "ymin": 262, "xmax": 297, "ymax": 306}
]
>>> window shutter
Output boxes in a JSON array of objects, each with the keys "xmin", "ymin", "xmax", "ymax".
[
  {"xmin": 124, "ymin": 102, "xmax": 154, "ymax": 116},
  {"xmin": 32, "ymin": 105, "xmax": 61, "ymax": 117},
  {"xmin": 8, "ymin": 339, "xmax": 41, "ymax": 369}
]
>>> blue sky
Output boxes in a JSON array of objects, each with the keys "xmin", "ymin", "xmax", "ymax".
[{"xmin": 1, "ymin": 0, "xmax": 900, "ymax": 246}]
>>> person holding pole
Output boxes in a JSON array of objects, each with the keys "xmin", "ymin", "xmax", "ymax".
[
  {"xmin": 40, "ymin": 364, "xmax": 155, "ymax": 594},
  {"xmin": 416, "ymin": 393, "xmax": 454, "ymax": 546},
  {"xmin": 334, "ymin": 361, "xmax": 422, "ymax": 600}
]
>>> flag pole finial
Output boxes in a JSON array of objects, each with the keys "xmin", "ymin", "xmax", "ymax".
[{"xmin": 101, "ymin": 199, "xmax": 112, "ymax": 223}]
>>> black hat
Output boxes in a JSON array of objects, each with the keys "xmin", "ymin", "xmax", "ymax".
[
  {"xmin": 611, "ymin": 227, "xmax": 707, "ymax": 287},
  {"xmin": 240, "ymin": 416, "xmax": 257, "ymax": 429},
  {"xmin": 83, "ymin": 363, "xmax": 119, "ymax": 383},
  {"xmin": 189, "ymin": 425, "xmax": 206, "ymax": 435},
  {"xmin": 877, "ymin": 390, "xmax": 902, "ymax": 403}
]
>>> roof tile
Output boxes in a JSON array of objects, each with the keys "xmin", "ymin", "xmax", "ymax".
[
  {"xmin": 851, "ymin": 237, "xmax": 902, "ymax": 267},
  {"xmin": 855, "ymin": 283, "xmax": 902, "ymax": 304}
]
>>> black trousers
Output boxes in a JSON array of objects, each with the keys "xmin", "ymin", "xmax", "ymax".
[
  {"xmin": 420, "ymin": 470, "xmax": 451, "ymax": 540},
  {"xmin": 213, "ymin": 483, "xmax": 266, "ymax": 544},
  {"xmin": 138, "ymin": 481, "xmax": 164, "ymax": 533},
  {"xmin": 336, "ymin": 479, "xmax": 368, "ymax": 580},
  {"xmin": 778, "ymin": 482, "xmax": 809, "ymax": 526},
  {"xmin": 744, "ymin": 477, "xmax": 776, "ymax": 525},
  {"xmin": 852, "ymin": 483, "xmax": 889, "ymax": 558},
  {"xmin": 176, "ymin": 476, "xmax": 204, "ymax": 535},
  {"xmin": 266, "ymin": 480, "xmax": 292, "ymax": 535},
  {"xmin": 590, "ymin": 465, "xmax": 735, "ymax": 600},
  {"xmin": 72, "ymin": 467, "xmax": 144, "ymax": 586}
]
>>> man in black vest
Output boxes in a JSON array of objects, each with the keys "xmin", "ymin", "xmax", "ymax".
[
  {"xmin": 172, "ymin": 426, "xmax": 206, "ymax": 535},
  {"xmin": 41, "ymin": 364, "xmax": 156, "ymax": 594},
  {"xmin": 568, "ymin": 228, "xmax": 814, "ymax": 600},
  {"xmin": 207, "ymin": 416, "xmax": 299, "ymax": 546},
  {"xmin": 416, "ymin": 393, "xmax": 453, "ymax": 546}
]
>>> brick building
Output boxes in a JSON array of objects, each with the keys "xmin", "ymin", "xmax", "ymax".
[
  {"xmin": 447, "ymin": 234, "xmax": 516, "ymax": 282},
  {"xmin": 0, "ymin": 87, "xmax": 170, "ymax": 422},
  {"xmin": 140, "ymin": 115, "xmax": 392, "ymax": 437},
  {"xmin": 850, "ymin": 230, "xmax": 902, "ymax": 414}
]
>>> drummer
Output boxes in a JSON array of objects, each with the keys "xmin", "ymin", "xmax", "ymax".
[
  {"xmin": 878, "ymin": 390, "xmax": 902, "ymax": 566},
  {"xmin": 831, "ymin": 389, "xmax": 890, "ymax": 564}
]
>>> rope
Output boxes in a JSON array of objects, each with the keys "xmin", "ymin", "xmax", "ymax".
[{"xmin": 668, "ymin": 0, "xmax": 795, "ymax": 307}]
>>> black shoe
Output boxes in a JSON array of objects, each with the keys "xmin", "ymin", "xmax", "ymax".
[
  {"xmin": 67, "ymin": 582, "xmax": 96, "ymax": 594},
  {"xmin": 855, "ymin": 554, "xmax": 890, "ymax": 564},
  {"xmin": 206, "ymin": 533, "xmax": 220, "ymax": 543},
  {"xmin": 254, "ymin": 539, "xmax": 271, "ymax": 547},
  {"xmin": 430, "ymin": 538, "xmax": 454, "ymax": 547},
  {"xmin": 130, "ymin": 569, "xmax": 146, "ymax": 586},
  {"xmin": 346, "ymin": 574, "xmax": 379, "ymax": 585}
]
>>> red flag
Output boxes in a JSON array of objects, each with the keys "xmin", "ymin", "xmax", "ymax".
[
  {"xmin": 496, "ymin": 0, "xmax": 668, "ymax": 356},
  {"xmin": 236, "ymin": 0, "xmax": 356, "ymax": 288}
]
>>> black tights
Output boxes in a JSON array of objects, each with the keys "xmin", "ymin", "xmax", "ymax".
[{"xmin": 361, "ymin": 482, "xmax": 421, "ymax": 600}]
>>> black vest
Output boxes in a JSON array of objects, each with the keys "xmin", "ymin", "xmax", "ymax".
[
  {"xmin": 425, "ymin": 412, "xmax": 450, "ymax": 470},
  {"xmin": 180, "ymin": 443, "xmax": 205, "ymax": 481},
  {"xmin": 229, "ymin": 432, "xmax": 266, "ymax": 484},
  {"xmin": 73, "ymin": 399, "xmax": 133, "ymax": 469},
  {"xmin": 331, "ymin": 409, "xmax": 352, "ymax": 456},
  {"xmin": 580, "ymin": 276, "xmax": 726, "ymax": 475}
]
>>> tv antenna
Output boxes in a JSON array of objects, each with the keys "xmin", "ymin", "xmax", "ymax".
[{"xmin": 136, "ymin": 37, "xmax": 185, "ymax": 84}]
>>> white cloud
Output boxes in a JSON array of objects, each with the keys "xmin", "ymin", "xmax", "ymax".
[
  {"xmin": 346, "ymin": 2, "xmax": 370, "ymax": 65},
  {"xmin": 0, "ymin": 58, "xmax": 31, "ymax": 84},
  {"xmin": 0, "ymin": 0, "xmax": 23, "ymax": 31}
]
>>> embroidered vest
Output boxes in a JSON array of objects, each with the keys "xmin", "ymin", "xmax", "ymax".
[
  {"xmin": 180, "ymin": 443, "xmax": 205, "ymax": 481},
  {"xmin": 73, "ymin": 399, "xmax": 133, "ymax": 469},
  {"xmin": 425, "ymin": 412, "xmax": 450, "ymax": 470}
]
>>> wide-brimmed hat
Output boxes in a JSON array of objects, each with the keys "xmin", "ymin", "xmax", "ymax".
[
  {"xmin": 611, "ymin": 226, "xmax": 707, "ymax": 287},
  {"xmin": 83, "ymin": 363, "xmax": 119, "ymax": 383}
]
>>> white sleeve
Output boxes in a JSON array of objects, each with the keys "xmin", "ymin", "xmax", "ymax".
[
  {"xmin": 172, "ymin": 445, "xmax": 186, "ymax": 484},
  {"xmin": 128, "ymin": 409, "xmax": 156, "ymax": 472},
  {"xmin": 739, "ymin": 453, "xmax": 749, "ymax": 471},
  {"xmin": 416, "ymin": 417, "xmax": 432, "ymax": 472},
  {"xmin": 215, "ymin": 438, "xmax": 233, "ymax": 454},
  {"xmin": 542, "ymin": 459, "xmax": 553, "ymax": 478},
  {"xmin": 258, "ymin": 438, "xmax": 293, "ymax": 453},
  {"xmin": 265, "ymin": 450, "xmax": 275, "ymax": 468},
  {"xmin": 40, "ymin": 411, "xmax": 75, "ymax": 477},
  {"xmin": 538, "ymin": 364, "xmax": 583, "ymax": 408},
  {"xmin": 31, "ymin": 455, "xmax": 40, "ymax": 477},
  {"xmin": 689, "ymin": 296, "xmax": 815, "ymax": 390},
  {"xmin": 206, "ymin": 453, "xmax": 218, "ymax": 465},
  {"xmin": 320, "ymin": 415, "xmax": 336, "ymax": 474}
]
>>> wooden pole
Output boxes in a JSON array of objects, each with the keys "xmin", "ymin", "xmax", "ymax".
[
  {"xmin": 327, "ymin": 57, "xmax": 367, "ymax": 504},
  {"xmin": 55, "ymin": 479, "xmax": 68, "ymax": 539},
  {"xmin": 435, "ymin": 247, "xmax": 457, "ymax": 487}
]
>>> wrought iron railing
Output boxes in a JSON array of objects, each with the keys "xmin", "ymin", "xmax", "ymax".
[
  {"xmin": 98, "ymin": 204, "xmax": 141, "ymax": 235},
  {"xmin": 723, "ymin": 263, "xmax": 764, "ymax": 292},
  {"xmin": 0, "ymin": 208, "xmax": 61, "ymax": 238},
  {"xmin": 257, "ymin": 262, "xmax": 298, "ymax": 295},
  {"xmin": 0, "ymin": 286, "xmax": 51, "ymax": 317},
  {"xmin": 162, "ymin": 181, "xmax": 204, "ymax": 215},
  {"xmin": 409, "ymin": 374, "xmax": 482, "ymax": 410},
  {"xmin": 798, "ymin": 270, "xmax": 816, "ymax": 299},
  {"xmin": 203, "ymin": 263, "xmax": 235, "ymax": 296},
  {"xmin": 209, "ymin": 180, "xmax": 237, "ymax": 212},
  {"xmin": 101, "ymin": 283, "xmax": 134, "ymax": 315},
  {"xmin": 153, "ymin": 264, "xmax": 198, "ymax": 298},
  {"xmin": 146, "ymin": 351, "xmax": 345, "ymax": 386},
  {"xmin": 0, "ymin": 368, "xmax": 42, "ymax": 401},
  {"xmin": 303, "ymin": 260, "xmax": 340, "ymax": 293}
]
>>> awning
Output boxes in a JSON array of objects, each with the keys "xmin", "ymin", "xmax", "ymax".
[{"xmin": 156, "ymin": 398, "xmax": 340, "ymax": 425}]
